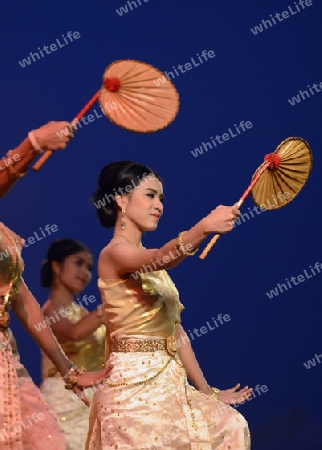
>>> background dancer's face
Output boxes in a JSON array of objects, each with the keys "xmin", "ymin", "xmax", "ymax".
[
  {"xmin": 54, "ymin": 251, "xmax": 93, "ymax": 295},
  {"xmin": 118, "ymin": 176, "xmax": 164, "ymax": 232}
]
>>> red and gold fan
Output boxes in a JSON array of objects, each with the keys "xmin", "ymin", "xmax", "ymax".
[
  {"xmin": 33, "ymin": 60, "xmax": 179, "ymax": 170},
  {"xmin": 199, "ymin": 137, "xmax": 313, "ymax": 259}
]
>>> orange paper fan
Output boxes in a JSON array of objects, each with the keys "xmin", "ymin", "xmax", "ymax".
[{"xmin": 33, "ymin": 59, "xmax": 179, "ymax": 170}]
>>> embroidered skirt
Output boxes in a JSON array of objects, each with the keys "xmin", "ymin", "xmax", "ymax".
[
  {"xmin": 0, "ymin": 329, "xmax": 67, "ymax": 450},
  {"xmin": 86, "ymin": 350, "xmax": 251, "ymax": 450}
]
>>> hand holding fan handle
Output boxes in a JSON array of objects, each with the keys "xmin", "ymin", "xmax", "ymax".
[
  {"xmin": 32, "ymin": 92, "xmax": 100, "ymax": 171},
  {"xmin": 199, "ymin": 159, "xmax": 272, "ymax": 260},
  {"xmin": 199, "ymin": 200, "xmax": 243, "ymax": 260}
]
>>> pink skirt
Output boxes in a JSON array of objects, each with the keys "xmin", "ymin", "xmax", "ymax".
[{"xmin": 0, "ymin": 329, "xmax": 67, "ymax": 450}]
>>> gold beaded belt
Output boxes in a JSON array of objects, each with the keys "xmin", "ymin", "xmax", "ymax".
[{"xmin": 110, "ymin": 336, "xmax": 179, "ymax": 356}]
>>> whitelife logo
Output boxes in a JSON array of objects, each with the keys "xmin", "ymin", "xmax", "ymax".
[
  {"xmin": 288, "ymin": 80, "xmax": 322, "ymax": 106},
  {"xmin": 18, "ymin": 31, "xmax": 81, "ymax": 68},
  {"xmin": 115, "ymin": 0, "xmax": 149, "ymax": 16},
  {"xmin": 250, "ymin": 1, "xmax": 313, "ymax": 35},
  {"xmin": 191, "ymin": 120, "xmax": 253, "ymax": 158},
  {"xmin": 153, "ymin": 50, "xmax": 216, "ymax": 87},
  {"xmin": 303, "ymin": 352, "xmax": 322, "ymax": 369},
  {"xmin": 0, "ymin": 224, "xmax": 58, "ymax": 261},
  {"xmin": 266, "ymin": 261, "xmax": 322, "ymax": 299},
  {"xmin": 0, "ymin": 153, "xmax": 21, "ymax": 171},
  {"xmin": 34, "ymin": 294, "xmax": 97, "ymax": 332},
  {"xmin": 0, "ymin": 412, "xmax": 46, "ymax": 442}
]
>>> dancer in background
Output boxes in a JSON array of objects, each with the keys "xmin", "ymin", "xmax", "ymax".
[
  {"xmin": 40, "ymin": 239, "xmax": 105, "ymax": 450},
  {"xmin": 86, "ymin": 161, "xmax": 252, "ymax": 449},
  {"xmin": 0, "ymin": 121, "xmax": 110, "ymax": 450}
]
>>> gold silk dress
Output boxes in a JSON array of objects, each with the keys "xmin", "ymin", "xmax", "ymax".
[
  {"xmin": 86, "ymin": 270, "xmax": 251, "ymax": 450},
  {"xmin": 41, "ymin": 303, "xmax": 105, "ymax": 450},
  {"xmin": 0, "ymin": 222, "xmax": 67, "ymax": 450}
]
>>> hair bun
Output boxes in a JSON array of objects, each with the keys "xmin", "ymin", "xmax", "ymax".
[
  {"xmin": 93, "ymin": 186, "xmax": 115, "ymax": 229},
  {"xmin": 40, "ymin": 259, "xmax": 52, "ymax": 288}
]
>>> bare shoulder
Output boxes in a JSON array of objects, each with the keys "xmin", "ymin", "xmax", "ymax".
[
  {"xmin": 98, "ymin": 242, "xmax": 117, "ymax": 264},
  {"xmin": 99, "ymin": 243, "xmax": 111, "ymax": 260},
  {"xmin": 98, "ymin": 242, "xmax": 127, "ymax": 279},
  {"xmin": 99, "ymin": 241, "xmax": 132, "ymax": 262},
  {"xmin": 98, "ymin": 241, "xmax": 157, "ymax": 278}
]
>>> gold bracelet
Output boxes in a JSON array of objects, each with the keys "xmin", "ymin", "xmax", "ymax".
[
  {"xmin": 211, "ymin": 387, "xmax": 220, "ymax": 399},
  {"xmin": 177, "ymin": 231, "xmax": 198, "ymax": 256},
  {"xmin": 63, "ymin": 364, "xmax": 86, "ymax": 390},
  {"xmin": 5, "ymin": 151, "xmax": 26, "ymax": 178}
]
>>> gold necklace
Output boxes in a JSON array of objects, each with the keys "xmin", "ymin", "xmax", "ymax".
[{"xmin": 113, "ymin": 234, "xmax": 142, "ymax": 248}]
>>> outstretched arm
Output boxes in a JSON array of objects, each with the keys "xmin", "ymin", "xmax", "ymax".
[
  {"xmin": 100, "ymin": 206, "xmax": 240, "ymax": 279},
  {"xmin": 175, "ymin": 324, "xmax": 253, "ymax": 404},
  {"xmin": 0, "ymin": 121, "xmax": 71, "ymax": 198},
  {"xmin": 0, "ymin": 137, "xmax": 37, "ymax": 197}
]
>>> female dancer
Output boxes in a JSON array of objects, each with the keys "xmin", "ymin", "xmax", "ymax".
[
  {"xmin": 86, "ymin": 161, "xmax": 252, "ymax": 449},
  {"xmin": 40, "ymin": 239, "xmax": 106, "ymax": 450},
  {"xmin": 0, "ymin": 121, "xmax": 110, "ymax": 450}
]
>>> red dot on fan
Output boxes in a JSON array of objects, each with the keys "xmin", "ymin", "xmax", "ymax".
[
  {"xmin": 103, "ymin": 77, "xmax": 121, "ymax": 92},
  {"xmin": 264, "ymin": 153, "xmax": 282, "ymax": 169}
]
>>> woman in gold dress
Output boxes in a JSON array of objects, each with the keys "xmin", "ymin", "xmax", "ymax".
[
  {"xmin": 40, "ymin": 239, "xmax": 106, "ymax": 450},
  {"xmin": 0, "ymin": 122, "xmax": 110, "ymax": 450},
  {"xmin": 86, "ymin": 161, "xmax": 252, "ymax": 449}
]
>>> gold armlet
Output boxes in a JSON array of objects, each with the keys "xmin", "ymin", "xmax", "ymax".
[{"xmin": 177, "ymin": 231, "xmax": 198, "ymax": 256}]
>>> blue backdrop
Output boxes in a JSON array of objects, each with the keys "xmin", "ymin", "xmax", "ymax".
[{"xmin": 1, "ymin": 1, "xmax": 322, "ymax": 448}]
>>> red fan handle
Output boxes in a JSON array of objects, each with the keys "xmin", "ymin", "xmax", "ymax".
[
  {"xmin": 32, "ymin": 91, "xmax": 100, "ymax": 171},
  {"xmin": 199, "ymin": 156, "xmax": 279, "ymax": 260}
]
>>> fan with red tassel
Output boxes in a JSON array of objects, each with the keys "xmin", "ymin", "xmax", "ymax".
[
  {"xmin": 199, "ymin": 137, "xmax": 313, "ymax": 259},
  {"xmin": 33, "ymin": 59, "xmax": 179, "ymax": 170}
]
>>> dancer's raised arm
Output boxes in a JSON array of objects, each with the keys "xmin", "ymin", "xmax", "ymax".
[
  {"xmin": 96, "ymin": 168, "xmax": 239, "ymax": 279},
  {"xmin": 0, "ymin": 121, "xmax": 72, "ymax": 197}
]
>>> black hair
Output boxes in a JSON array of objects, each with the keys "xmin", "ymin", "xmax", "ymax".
[
  {"xmin": 93, "ymin": 161, "xmax": 162, "ymax": 228},
  {"xmin": 40, "ymin": 239, "xmax": 92, "ymax": 288}
]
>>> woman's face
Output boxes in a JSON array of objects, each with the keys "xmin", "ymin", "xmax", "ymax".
[
  {"xmin": 55, "ymin": 251, "xmax": 93, "ymax": 294},
  {"xmin": 122, "ymin": 175, "xmax": 164, "ymax": 232}
]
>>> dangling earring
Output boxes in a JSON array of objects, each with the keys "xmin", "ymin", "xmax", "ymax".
[{"xmin": 121, "ymin": 209, "xmax": 127, "ymax": 230}]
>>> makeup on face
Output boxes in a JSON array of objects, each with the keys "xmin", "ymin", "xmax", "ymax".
[{"xmin": 60, "ymin": 252, "xmax": 93, "ymax": 294}]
